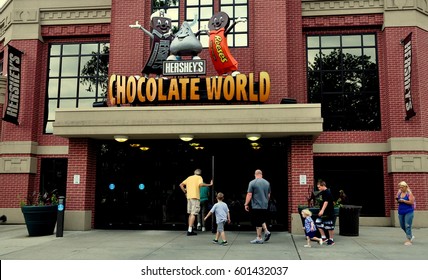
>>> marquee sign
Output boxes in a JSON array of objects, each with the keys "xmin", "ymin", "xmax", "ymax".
[
  {"xmin": 108, "ymin": 72, "xmax": 270, "ymax": 105},
  {"xmin": 116, "ymin": 11, "xmax": 269, "ymax": 106}
]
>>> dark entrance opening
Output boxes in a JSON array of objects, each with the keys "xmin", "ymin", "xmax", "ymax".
[
  {"xmin": 314, "ymin": 156, "xmax": 385, "ymax": 216},
  {"xmin": 94, "ymin": 138, "xmax": 288, "ymax": 230}
]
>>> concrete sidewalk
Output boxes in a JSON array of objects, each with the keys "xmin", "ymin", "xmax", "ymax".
[{"xmin": 0, "ymin": 224, "xmax": 427, "ymax": 260}]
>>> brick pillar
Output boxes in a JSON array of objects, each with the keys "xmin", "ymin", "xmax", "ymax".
[
  {"xmin": 288, "ymin": 136, "xmax": 314, "ymax": 233},
  {"xmin": 66, "ymin": 138, "xmax": 96, "ymax": 230}
]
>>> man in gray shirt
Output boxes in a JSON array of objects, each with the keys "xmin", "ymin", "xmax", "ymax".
[{"xmin": 244, "ymin": 169, "xmax": 271, "ymax": 244}]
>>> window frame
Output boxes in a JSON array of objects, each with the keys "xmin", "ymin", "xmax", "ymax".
[
  {"xmin": 306, "ymin": 33, "xmax": 381, "ymax": 131},
  {"xmin": 44, "ymin": 42, "xmax": 110, "ymax": 134},
  {"xmin": 185, "ymin": 0, "xmax": 214, "ymax": 48},
  {"xmin": 219, "ymin": 0, "xmax": 249, "ymax": 48}
]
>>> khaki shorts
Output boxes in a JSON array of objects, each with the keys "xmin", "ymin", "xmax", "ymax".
[{"xmin": 187, "ymin": 199, "xmax": 201, "ymax": 215}]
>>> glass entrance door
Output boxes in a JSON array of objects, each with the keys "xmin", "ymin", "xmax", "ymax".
[{"xmin": 94, "ymin": 138, "xmax": 288, "ymax": 230}]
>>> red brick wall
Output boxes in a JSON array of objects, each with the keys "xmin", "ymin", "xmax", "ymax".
[
  {"xmin": 109, "ymin": 0, "xmax": 298, "ymax": 104},
  {"xmin": 288, "ymin": 136, "xmax": 314, "ymax": 216},
  {"xmin": 0, "ymin": 24, "xmax": 109, "ymax": 209},
  {"xmin": 67, "ymin": 139, "xmax": 96, "ymax": 225},
  {"xmin": 302, "ymin": 14, "xmax": 428, "ymax": 215}
]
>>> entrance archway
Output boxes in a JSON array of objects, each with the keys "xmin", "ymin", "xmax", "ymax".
[{"xmin": 94, "ymin": 138, "xmax": 289, "ymax": 230}]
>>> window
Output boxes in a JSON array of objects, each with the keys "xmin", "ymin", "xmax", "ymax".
[
  {"xmin": 220, "ymin": 0, "xmax": 248, "ymax": 47},
  {"xmin": 307, "ymin": 34, "xmax": 381, "ymax": 131},
  {"xmin": 152, "ymin": 0, "xmax": 180, "ymax": 32},
  {"xmin": 153, "ymin": 0, "xmax": 248, "ymax": 48},
  {"xmin": 45, "ymin": 42, "xmax": 109, "ymax": 133},
  {"xmin": 40, "ymin": 158, "xmax": 68, "ymax": 197},
  {"xmin": 186, "ymin": 0, "xmax": 213, "ymax": 48}
]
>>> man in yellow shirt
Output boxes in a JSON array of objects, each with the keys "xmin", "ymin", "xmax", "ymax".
[{"xmin": 180, "ymin": 169, "xmax": 213, "ymax": 236}]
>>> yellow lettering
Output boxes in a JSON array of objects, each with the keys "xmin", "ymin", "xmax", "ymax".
[
  {"xmin": 179, "ymin": 78, "xmax": 189, "ymax": 100},
  {"xmin": 223, "ymin": 75, "xmax": 234, "ymax": 101},
  {"xmin": 116, "ymin": 75, "xmax": 127, "ymax": 104},
  {"xmin": 146, "ymin": 78, "xmax": 157, "ymax": 102},
  {"xmin": 137, "ymin": 77, "xmax": 146, "ymax": 102},
  {"xmin": 126, "ymin": 76, "xmax": 137, "ymax": 103},
  {"xmin": 248, "ymin": 73, "xmax": 257, "ymax": 101},
  {"xmin": 206, "ymin": 76, "xmax": 222, "ymax": 100},
  {"xmin": 108, "ymin": 74, "xmax": 117, "ymax": 105},
  {"xmin": 157, "ymin": 78, "xmax": 167, "ymax": 101},
  {"xmin": 235, "ymin": 74, "xmax": 247, "ymax": 101},
  {"xmin": 259, "ymin": 72, "xmax": 270, "ymax": 102},
  {"xmin": 214, "ymin": 35, "xmax": 228, "ymax": 63},
  {"xmin": 190, "ymin": 78, "xmax": 200, "ymax": 100},
  {"xmin": 168, "ymin": 79, "xmax": 179, "ymax": 100}
]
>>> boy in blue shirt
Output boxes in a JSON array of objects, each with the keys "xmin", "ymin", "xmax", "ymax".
[{"xmin": 204, "ymin": 192, "xmax": 231, "ymax": 246}]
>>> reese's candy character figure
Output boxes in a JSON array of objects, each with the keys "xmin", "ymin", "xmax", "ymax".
[
  {"xmin": 129, "ymin": 9, "xmax": 173, "ymax": 77},
  {"xmin": 208, "ymin": 11, "xmax": 246, "ymax": 76}
]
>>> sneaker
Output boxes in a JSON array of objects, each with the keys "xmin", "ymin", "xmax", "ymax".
[
  {"xmin": 411, "ymin": 235, "xmax": 415, "ymax": 242},
  {"xmin": 187, "ymin": 231, "xmax": 197, "ymax": 236},
  {"xmin": 319, "ymin": 239, "xmax": 323, "ymax": 245},
  {"xmin": 220, "ymin": 241, "xmax": 228, "ymax": 246},
  {"xmin": 326, "ymin": 239, "xmax": 335, "ymax": 246},
  {"xmin": 212, "ymin": 239, "xmax": 219, "ymax": 244},
  {"xmin": 264, "ymin": 232, "xmax": 271, "ymax": 242},
  {"xmin": 304, "ymin": 244, "xmax": 311, "ymax": 248},
  {"xmin": 202, "ymin": 227, "xmax": 206, "ymax": 232},
  {"xmin": 322, "ymin": 238, "xmax": 328, "ymax": 242},
  {"xmin": 250, "ymin": 238, "xmax": 264, "ymax": 244}
]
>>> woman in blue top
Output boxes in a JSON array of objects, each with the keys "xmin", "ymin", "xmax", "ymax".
[{"xmin": 396, "ymin": 181, "xmax": 416, "ymax": 246}]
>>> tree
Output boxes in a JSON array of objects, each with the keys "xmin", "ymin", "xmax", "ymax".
[
  {"xmin": 308, "ymin": 49, "xmax": 380, "ymax": 131},
  {"xmin": 79, "ymin": 44, "xmax": 110, "ymax": 100},
  {"xmin": 153, "ymin": 0, "xmax": 178, "ymax": 10}
]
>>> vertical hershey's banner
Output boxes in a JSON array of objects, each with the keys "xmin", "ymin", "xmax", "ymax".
[
  {"xmin": 403, "ymin": 33, "xmax": 416, "ymax": 120},
  {"xmin": 3, "ymin": 45, "xmax": 23, "ymax": 125}
]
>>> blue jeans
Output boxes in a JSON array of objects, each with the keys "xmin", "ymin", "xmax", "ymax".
[{"xmin": 398, "ymin": 211, "xmax": 414, "ymax": 240}]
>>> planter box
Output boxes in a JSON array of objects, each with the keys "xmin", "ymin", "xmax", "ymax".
[
  {"xmin": 297, "ymin": 206, "xmax": 339, "ymax": 238},
  {"xmin": 21, "ymin": 205, "xmax": 58, "ymax": 236}
]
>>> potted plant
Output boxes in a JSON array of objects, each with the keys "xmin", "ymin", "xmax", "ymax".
[
  {"xmin": 19, "ymin": 190, "xmax": 58, "ymax": 236},
  {"xmin": 297, "ymin": 186, "xmax": 340, "ymax": 228}
]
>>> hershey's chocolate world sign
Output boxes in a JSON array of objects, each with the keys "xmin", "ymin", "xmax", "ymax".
[{"xmin": 108, "ymin": 72, "xmax": 270, "ymax": 105}]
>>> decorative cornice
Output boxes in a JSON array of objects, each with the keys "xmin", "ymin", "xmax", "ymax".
[
  {"xmin": 302, "ymin": 0, "xmax": 385, "ymax": 17},
  {"xmin": 385, "ymin": 0, "xmax": 428, "ymax": 14},
  {"xmin": 40, "ymin": 6, "xmax": 111, "ymax": 25},
  {"xmin": 302, "ymin": 0, "xmax": 428, "ymax": 17},
  {"xmin": 0, "ymin": 2, "xmax": 111, "ymax": 43}
]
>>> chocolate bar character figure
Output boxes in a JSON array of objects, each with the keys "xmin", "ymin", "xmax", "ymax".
[
  {"xmin": 208, "ymin": 12, "xmax": 246, "ymax": 76},
  {"xmin": 130, "ymin": 9, "xmax": 173, "ymax": 77}
]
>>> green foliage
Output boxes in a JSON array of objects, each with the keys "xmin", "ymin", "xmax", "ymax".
[
  {"xmin": 19, "ymin": 190, "xmax": 59, "ymax": 206},
  {"xmin": 307, "ymin": 47, "xmax": 380, "ymax": 131},
  {"xmin": 79, "ymin": 44, "xmax": 110, "ymax": 97}
]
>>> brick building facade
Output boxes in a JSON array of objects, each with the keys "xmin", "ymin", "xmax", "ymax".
[{"xmin": 0, "ymin": 0, "xmax": 427, "ymax": 234}]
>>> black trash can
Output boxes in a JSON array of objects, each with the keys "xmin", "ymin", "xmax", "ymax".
[{"xmin": 339, "ymin": 205, "xmax": 362, "ymax": 236}]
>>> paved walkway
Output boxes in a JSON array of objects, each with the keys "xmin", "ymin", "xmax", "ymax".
[{"xmin": 1, "ymin": 224, "xmax": 427, "ymax": 260}]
